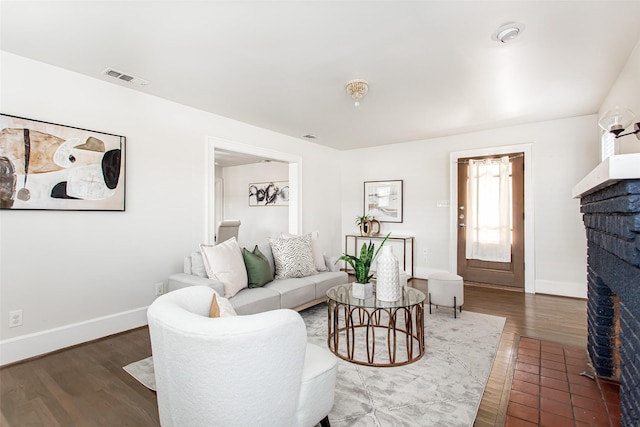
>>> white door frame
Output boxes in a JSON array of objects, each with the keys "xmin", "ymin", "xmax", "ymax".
[
  {"xmin": 449, "ymin": 143, "xmax": 535, "ymax": 293},
  {"xmin": 205, "ymin": 136, "xmax": 302, "ymax": 244}
]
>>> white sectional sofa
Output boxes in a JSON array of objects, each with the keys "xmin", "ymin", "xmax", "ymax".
[{"xmin": 168, "ymin": 241, "xmax": 348, "ymax": 315}]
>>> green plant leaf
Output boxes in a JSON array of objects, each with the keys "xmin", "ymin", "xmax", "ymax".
[{"xmin": 338, "ymin": 232, "xmax": 391, "ymax": 283}]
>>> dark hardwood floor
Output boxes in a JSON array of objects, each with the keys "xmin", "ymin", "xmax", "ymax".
[{"xmin": 0, "ymin": 282, "xmax": 587, "ymax": 427}]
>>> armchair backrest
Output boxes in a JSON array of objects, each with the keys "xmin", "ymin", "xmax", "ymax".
[
  {"xmin": 216, "ymin": 220, "xmax": 241, "ymax": 244},
  {"xmin": 147, "ymin": 286, "xmax": 307, "ymax": 427}
]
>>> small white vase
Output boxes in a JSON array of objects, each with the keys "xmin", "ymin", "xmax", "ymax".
[
  {"xmin": 376, "ymin": 246, "xmax": 400, "ymax": 301},
  {"xmin": 351, "ymin": 281, "xmax": 373, "ymax": 299}
]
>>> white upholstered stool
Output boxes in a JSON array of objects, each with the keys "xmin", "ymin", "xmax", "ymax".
[
  {"xmin": 399, "ymin": 270, "xmax": 408, "ymax": 287},
  {"xmin": 428, "ymin": 272, "xmax": 464, "ymax": 318}
]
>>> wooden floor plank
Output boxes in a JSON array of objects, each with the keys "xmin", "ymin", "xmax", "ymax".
[{"xmin": 0, "ymin": 282, "xmax": 587, "ymax": 426}]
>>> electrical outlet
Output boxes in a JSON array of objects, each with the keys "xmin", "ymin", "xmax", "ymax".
[
  {"xmin": 155, "ymin": 282, "xmax": 164, "ymax": 296},
  {"xmin": 9, "ymin": 310, "xmax": 23, "ymax": 328},
  {"xmin": 422, "ymin": 249, "xmax": 428, "ymax": 262}
]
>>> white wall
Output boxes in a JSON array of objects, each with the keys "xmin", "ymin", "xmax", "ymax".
[
  {"xmin": 0, "ymin": 52, "xmax": 343, "ymax": 365},
  {"xmin": 599, "ymin": 40, "xmax": 640, "ymax": 155},
  {"xmin": 1, "ymin": 45, "xmax": 618, "ymax": 364},
  {"xmin": 222, "ymin": 161, "xmax": 289, "ymax": 245},
  {"xmin": 340, "ymin": 115, "xmax": 600, "ymax": 298}
]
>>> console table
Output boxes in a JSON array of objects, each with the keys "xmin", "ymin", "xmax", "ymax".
[{"xmin": 344, "ymin": 234, "xmax": 414, "ymax": 277}]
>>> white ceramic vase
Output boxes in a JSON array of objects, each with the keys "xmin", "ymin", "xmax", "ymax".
[
  {"xmin": 376, "ymin": 246, "xmax": 400, "ymax": 301},
  {"xmin": 351, "ymin": 281, "xmax": 373, "ymax": 299}
]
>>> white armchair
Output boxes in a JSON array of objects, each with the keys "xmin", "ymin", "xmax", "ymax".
[{"xmin": 147, "ymin": 286, "xmax": 337, "ymax": 427}]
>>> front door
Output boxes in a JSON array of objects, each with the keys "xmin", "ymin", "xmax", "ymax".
[{"xmin": 457, "ymin": 153, "xmax": 524, "ymax": 289}]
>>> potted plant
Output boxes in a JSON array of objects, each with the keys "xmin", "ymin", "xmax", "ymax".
[
  {"xmin": 338, "ymin": 233, "xmax": 390, "ymax": 299},
  {"xmin": 355, "ymin": 214, "xmax": 372, "ymax": 236}
]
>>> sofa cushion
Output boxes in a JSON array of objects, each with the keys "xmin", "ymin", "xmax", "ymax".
[
  {"xmin": 229, "ymin": 287, "xmax": 281, "ymax": 315},
  {"xmin": 200, "ymin": 237, "xmax": 248, "ymax": 298},
  {"xmin": 281, "ymin": 231, "xmax": 327, "ymax": 272},
  {"xmin": 306, "ymin": 271, "xmax": 349, "ymax": 299},
  {"xmin": 270, "ymin": 235, "xmax": 317, "ymax": 279},
  {"xmin": 265, "ymin": 277, "xmax": 316, "ymax": 309},
  {"xmin": 242, "ymin": 245, "xmax": 274, "ymax": 288}
]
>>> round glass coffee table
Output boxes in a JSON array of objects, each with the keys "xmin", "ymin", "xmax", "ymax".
[{"xmin": 326, "ymin": 284, "xmax": 425, "ymax": 367}]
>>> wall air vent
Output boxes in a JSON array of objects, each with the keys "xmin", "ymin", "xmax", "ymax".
[{"xmin": 102, "ymin": 68, "xmax": 150, "ymax": 86}]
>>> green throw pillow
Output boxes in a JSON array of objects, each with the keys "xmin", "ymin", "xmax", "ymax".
[{"xmin": 242, "ymin": 245, "xmax": 274, "ymax": 288}]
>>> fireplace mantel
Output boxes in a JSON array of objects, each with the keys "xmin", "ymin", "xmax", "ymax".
[{"xmin": 572, "ymin": 153, "xmax": 640, "ymax": 198}]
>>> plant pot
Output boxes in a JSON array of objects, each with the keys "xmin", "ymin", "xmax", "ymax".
[
  {"xmin": 359, "ymin": 220, "xmax": 371, "ymax": 236},
  {"xmin": 351, "ymin": 282, "xmax": 373, "ymax": 299}
]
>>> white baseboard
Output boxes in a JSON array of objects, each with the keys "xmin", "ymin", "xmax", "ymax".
[
  {"xmin": 0, "ymin": 306, "xmax": 149, "ymax": 366},
  {"xmin": 413, "ymin": 270, "xmax": 587, "ymax": 300},
  {"xmin": 534, "ymin": 280, "xmax": 587, "ymax": 299}
]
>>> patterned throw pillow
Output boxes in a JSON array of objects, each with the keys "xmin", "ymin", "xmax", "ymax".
[
  {"xmin": 280, "ymin": 231, "xmax": 328, "ymax": 272},
  {"xmin": 269, "ymin": 235, "xmax": 317, "ymax": 279}
]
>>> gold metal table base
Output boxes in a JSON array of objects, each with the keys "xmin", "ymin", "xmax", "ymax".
[{"xmin": 327, "ymin": 298, "xmax": 425, "ymax": 367}]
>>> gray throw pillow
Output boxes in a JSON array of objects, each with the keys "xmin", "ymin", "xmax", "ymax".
[{"xmin": 269, "ymin": 235, "xmax": 317, "ymax": 279}]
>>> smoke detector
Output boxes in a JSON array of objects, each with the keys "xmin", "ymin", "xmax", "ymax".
[
  {"xmin": 102, "ymin": 68, "xmax": 150, "ymax": 86},
  {"xmin": 491, "ymin": 22, "xmax": 525, "ymax": 43}
]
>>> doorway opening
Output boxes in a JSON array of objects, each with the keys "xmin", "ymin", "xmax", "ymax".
[
  {"xmin": 457, "ymin": 153, "xmax": 524, "ymax": 289},
  {"xmin": 205, "ymin": 136, "xmax": 302, "ymax": 245},
  {"xmin": 449, "ymin": 144, "xmax": 534, "ymax": 293}
]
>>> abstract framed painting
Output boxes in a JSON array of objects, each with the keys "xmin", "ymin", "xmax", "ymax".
[
  {"xmin": 248, "ymin": 181, "xmax": 289, "ymax": 206},
  {"xmin": 0, "ymin": 114, "xmax": 126, "ymax": 211},
  {"xmin": 364, "ymin": 180, "xmax": 403, "ymax": 223}
]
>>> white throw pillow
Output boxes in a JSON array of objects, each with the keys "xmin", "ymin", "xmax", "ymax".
[
  {"xmin": 270, "ymin": 235, "xmax": 317, "ymax": 279},
  {"xmin": 190, "ymin": 252, "xmax": 207, "ymax": 278},
  {"xmin": 200, "ymin": 237, "xmax": 248, "ymax": 298},
  {"xmin": 209, "ymin": 292, "xmax": 237, "ymax": 318},
  {"xmin": 280, "ymin": 231, "xmax": 327, "ymax": 272}
]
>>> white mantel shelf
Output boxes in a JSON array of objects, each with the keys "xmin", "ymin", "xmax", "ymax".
[{"xmin": 572, "ymin": 153, "xmax": 640, "ymax": 199}]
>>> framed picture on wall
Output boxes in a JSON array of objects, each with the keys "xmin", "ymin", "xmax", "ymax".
[
  {"xmin": 0, "ymin": 114, "xmax": 126, "ymax": 211},
  {"xmin": 364, "ymin": 180, "xmax": 403, "ymax": 223},
  {"xmin": 249, "ymin": 181, "xmax": 289, "ymax": 206}
]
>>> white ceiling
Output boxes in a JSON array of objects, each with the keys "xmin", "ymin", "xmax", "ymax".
[{"xmin": 2, "ymin": 1, "xmax": 640, "ymax": 151}]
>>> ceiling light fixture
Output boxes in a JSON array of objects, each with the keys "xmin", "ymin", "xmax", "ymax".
[
  {"xmin": 598, "ymin": 107, "xmax": 640, "ymax": 140},
  {"xmin": 345, "ymin": 79, "xmax": 369, "ymax": 107},
  {"xmin": 491, "ymin": 22, "xmax": 525, "ymax": 43}
]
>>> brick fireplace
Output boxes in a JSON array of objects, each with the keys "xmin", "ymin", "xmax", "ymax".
[{"xmin": 579, "ymin": 179, "xmax": 640, "ymax": 426}]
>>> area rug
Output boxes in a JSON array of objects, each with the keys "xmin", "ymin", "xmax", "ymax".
[{"xmin": 124, "ymin": 304, "xmax": 505, "ymax": 427}]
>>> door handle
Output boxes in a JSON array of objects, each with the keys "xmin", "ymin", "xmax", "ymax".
[{"xmin": 459, "ymin": 223, "xmax": 466, "ymax": 227}]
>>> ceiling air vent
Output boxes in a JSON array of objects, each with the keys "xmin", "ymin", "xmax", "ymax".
[{"xmin": 102, "ymin": 68, "xmax": 150, "ymax": 86}]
